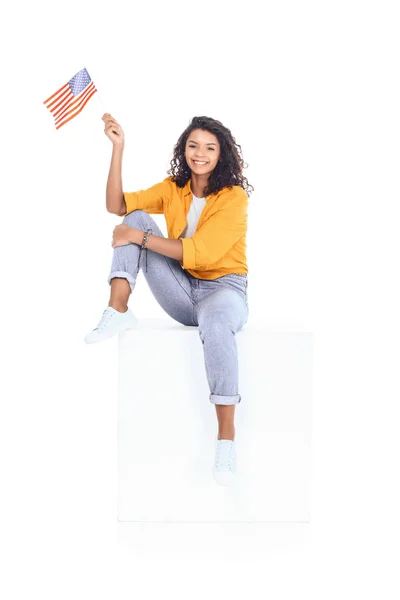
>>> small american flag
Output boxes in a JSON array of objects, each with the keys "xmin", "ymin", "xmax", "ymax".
[{"xmin": 43, "ymin": 67, "xmax": 98, "ymax": 130}]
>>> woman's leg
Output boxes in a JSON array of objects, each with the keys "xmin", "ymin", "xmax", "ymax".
[
  {"xmin": 195, "ymin": 286, "xmax": 248, "ymax": 440},
  {"xmin": 107, "ymin": 210, "xmax": 196, "ymax": 326}
]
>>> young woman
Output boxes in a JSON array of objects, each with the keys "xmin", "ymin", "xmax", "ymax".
[{"xmin": 85, "ymin": 114, "xmax": 254, "ymax": 486}]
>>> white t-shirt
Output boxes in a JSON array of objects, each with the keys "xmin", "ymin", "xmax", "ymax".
[{"xmin": 180, "ymin": 194, "xmax": 207, "ymax": 238}]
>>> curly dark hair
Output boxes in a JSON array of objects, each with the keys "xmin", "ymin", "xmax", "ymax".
[{"xmin": 167, "ymin": 116, "xmax": 254, "ymax": 198}]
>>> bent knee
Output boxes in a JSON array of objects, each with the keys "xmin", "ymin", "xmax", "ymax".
[{"xmin": 122, "ymin": 209, "xmax": 147, "ymax": 223}]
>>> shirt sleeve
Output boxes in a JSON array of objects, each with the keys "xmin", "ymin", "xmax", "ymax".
[
  {"xmin": 121, "ymin": 179, "xmax": 168, "ymax": 216},
  {"xmin": 179, "ymin": 190, "xmax": 248, "ymax": 270}
]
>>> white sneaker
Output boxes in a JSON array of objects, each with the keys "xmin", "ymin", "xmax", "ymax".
[
  {"xmin": 213, "ymin": 438, "xmax": 237, "ymax": 486},
  {"xmin": 84, "ymin": 306, "xmax": 137, "ymax": 344}
]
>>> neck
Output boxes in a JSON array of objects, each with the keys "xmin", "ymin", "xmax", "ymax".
[{"xmin": 190, "ymin": 173, "xmax": 208, "ymax": 197}]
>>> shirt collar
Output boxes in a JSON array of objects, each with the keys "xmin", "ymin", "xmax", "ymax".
[{"xmin": 183, "ymin": 178, "xmax": 215, "ymax": 201}]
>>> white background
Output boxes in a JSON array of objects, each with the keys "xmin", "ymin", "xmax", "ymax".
[{"xmin": 1, "ymin": 0, "xmax": 399, "ymax": 597}]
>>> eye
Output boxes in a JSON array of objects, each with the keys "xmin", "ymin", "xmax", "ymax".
[{"xmin": 189, "ymin": 144, "xmax": 215, "ymax": 150}]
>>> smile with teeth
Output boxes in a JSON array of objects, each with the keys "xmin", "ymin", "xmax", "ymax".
[{"xmin": 193, "ymin": 160, "xmax": 208, "ymax": 165}]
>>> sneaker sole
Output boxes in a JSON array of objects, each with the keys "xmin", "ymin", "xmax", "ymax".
[{"xmin": 84, "ymin": 319, "xmax": 137, "ymax": 344}]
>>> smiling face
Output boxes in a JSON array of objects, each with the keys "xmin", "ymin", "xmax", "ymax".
[{"xmin": 184, "ymin": 129, "xmax": 221, "ymax": 176}]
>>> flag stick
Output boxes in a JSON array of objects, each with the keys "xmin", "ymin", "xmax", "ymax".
[{"xmin": 96, "ymin": 89, "xmax": 108, "ymax": 114}]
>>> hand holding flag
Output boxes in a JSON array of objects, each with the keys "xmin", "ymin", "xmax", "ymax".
[{"xmin": 102, "ymin": 113, "xmax": 125, "ymax": 147}]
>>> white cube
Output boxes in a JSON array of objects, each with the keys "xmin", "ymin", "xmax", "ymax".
[{"xmin": 118, "ymin": 318, "xmax": 313, "ymax": 522}]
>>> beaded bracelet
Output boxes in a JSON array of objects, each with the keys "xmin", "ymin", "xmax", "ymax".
[{"xmin": 141, "ymin": 230, "xmax": 151, "ymax": 249}]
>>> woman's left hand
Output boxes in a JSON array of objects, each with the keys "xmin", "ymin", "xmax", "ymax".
[{"xmin": 111, "ymin": 224, "xmax": 133, "ymax": 248}]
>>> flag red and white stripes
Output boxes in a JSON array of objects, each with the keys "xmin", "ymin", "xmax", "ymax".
[{"xmin": 43, "ymin": 67, "xmax": 97, "ymax": 130}]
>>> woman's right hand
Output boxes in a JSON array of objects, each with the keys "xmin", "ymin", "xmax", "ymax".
[{"xmin": 102, "ymin": 113, "xmax": 125, "ymax": 148}]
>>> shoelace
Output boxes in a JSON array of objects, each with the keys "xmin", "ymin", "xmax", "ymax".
[
  {"xmin": 137, "ymin": 246, "xmax": 148, "ymax": 273},
  {"xmin": 215, "ymin": 440, "xmax": 235, "ymax": 472},
  {"xmin": 135, "ymin": 228, "xmax": 151, "ymax": 274},
  {"xmin": 94, "ymin": 308, "xmax": 115, "ymax": 332}
]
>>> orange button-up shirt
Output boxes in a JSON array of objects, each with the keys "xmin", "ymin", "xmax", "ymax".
[{"xmin": 122, "ymin": 176, "xmax": 248, "ymax": 280}]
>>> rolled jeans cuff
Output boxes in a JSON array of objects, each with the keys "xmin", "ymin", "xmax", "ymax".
[
  {"xmin": 209, "ymin": 393, "xmax": 241, "ymax": 405},
  {"xmin": 108, "ymin": 271, "xmax": 136, "ymax": 293}
]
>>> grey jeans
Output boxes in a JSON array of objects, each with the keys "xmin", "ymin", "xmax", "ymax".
[{"xmin": 107, "ymin": 210, "xmax": 249, "ymax": 406}]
